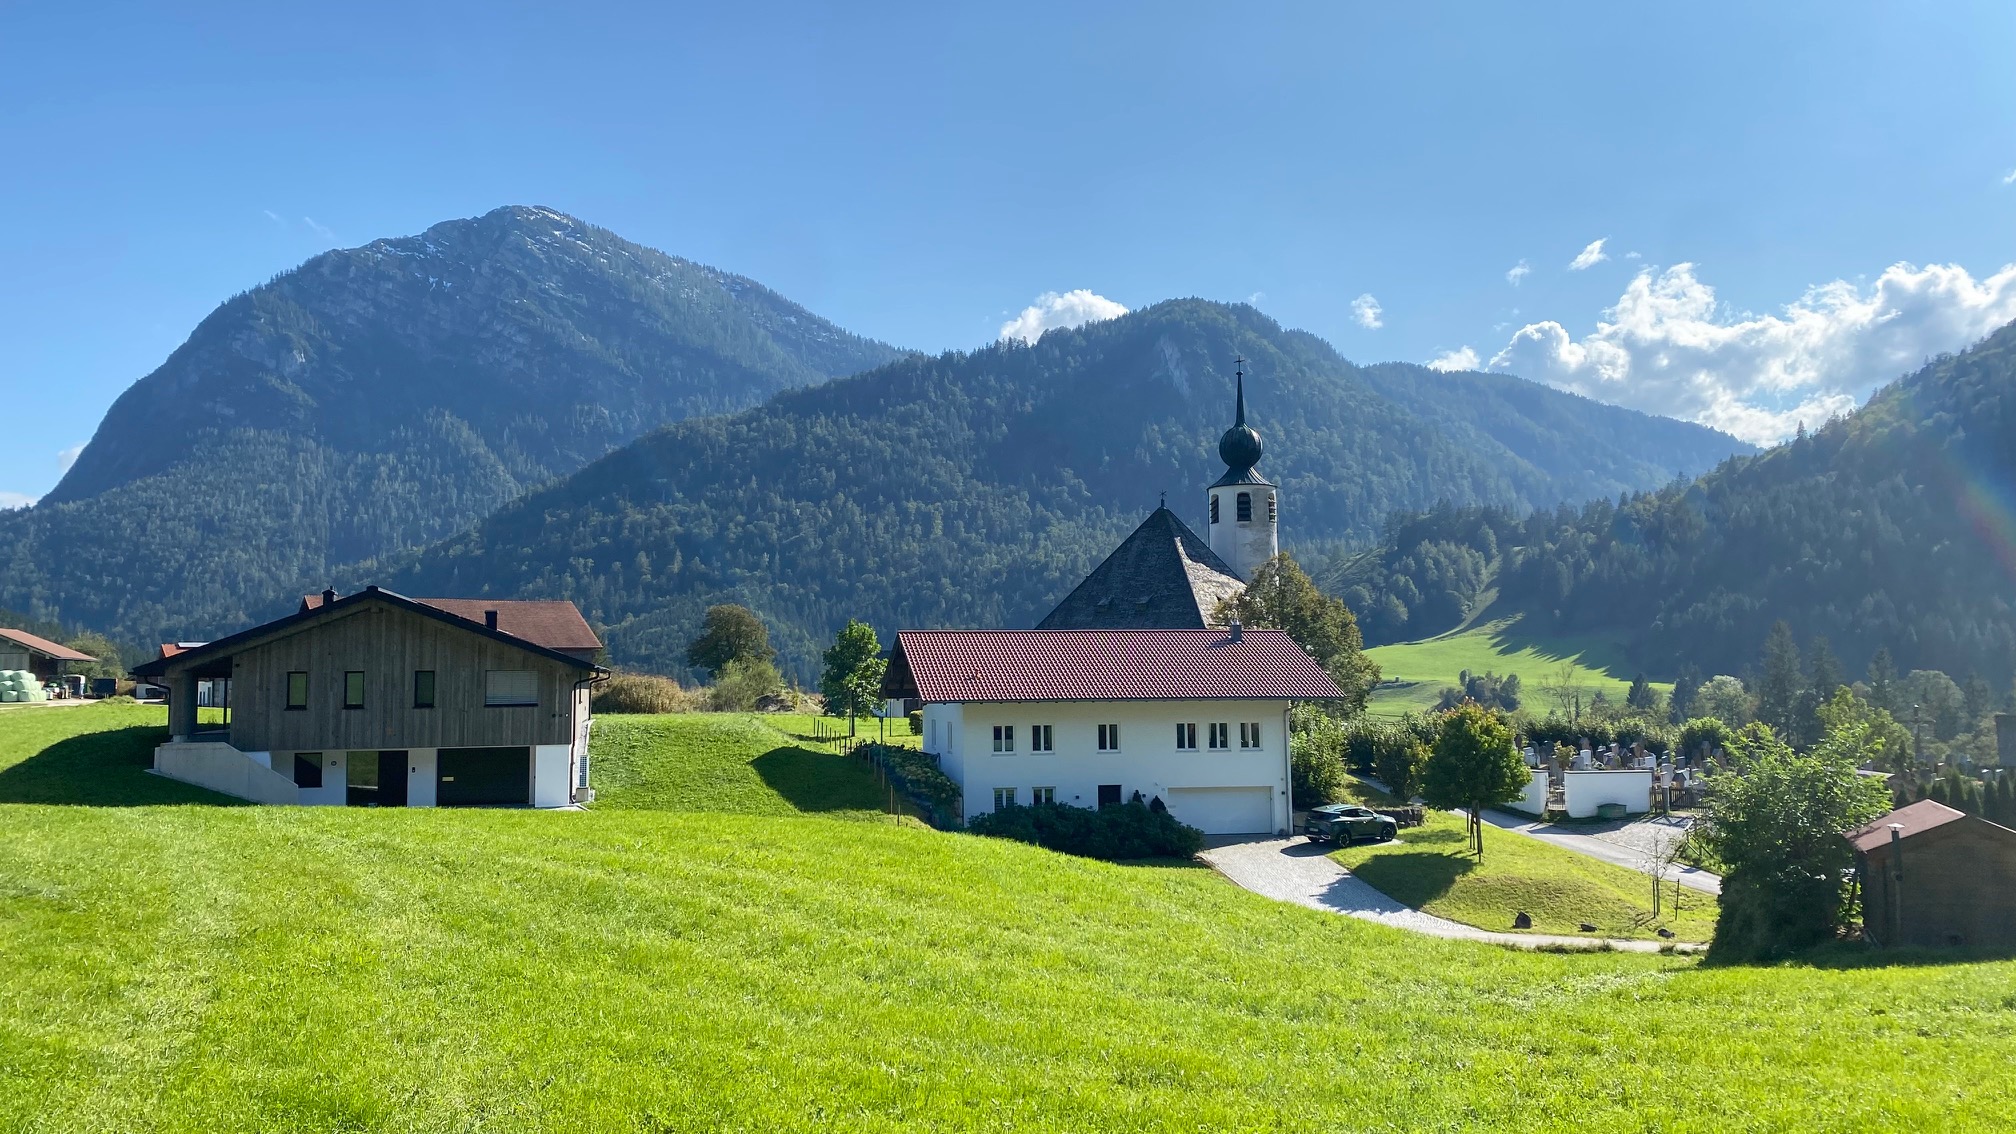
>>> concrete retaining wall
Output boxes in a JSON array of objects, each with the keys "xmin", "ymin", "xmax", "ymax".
[{"xmin": 155, "ymin": 742, "xmax": 299, "ymax": 805}]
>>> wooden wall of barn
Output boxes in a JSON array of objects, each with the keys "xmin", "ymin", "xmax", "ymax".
[{"xmin": 1862, "ymin": 818, "xmax": 2016, "ymax": 950}]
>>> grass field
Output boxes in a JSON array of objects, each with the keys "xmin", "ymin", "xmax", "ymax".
[
  {"xmin": 1328, "ymin": 780, "xmax": 1717, "ymax": 941},
  {"xmin": 590, "ymin": 713, "xmax": 913, "ymax": 818},
  {"xmin": 2, "ymin": 704, "xmax": 2013, "ymax": 1130},
  {"xmin": 1365, "ymin": 615, "xmax": 1669, "ymax": 718}
]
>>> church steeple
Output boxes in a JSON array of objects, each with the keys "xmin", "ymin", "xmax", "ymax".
[{"xmin": 1206, "ymin": 357, "xmax": 1278, "ymax": 582}]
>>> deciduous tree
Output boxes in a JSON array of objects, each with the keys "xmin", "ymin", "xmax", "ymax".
[
  {"xmin": 819, "ymin": 619, "xmax": 886, "ymax": 733},
  {"xmin": 1220, "ymin": 553, "xmax": 1379, "ymax": 714},
  {"xmin": 1420, "ymin": 703, "xmax": 1528, "ymax": 858},
  {"xmin": 685, "ymin": 604, "xmax": 774, "ymax": 679}
]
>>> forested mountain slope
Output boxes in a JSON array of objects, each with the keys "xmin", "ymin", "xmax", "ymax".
[
  {"xmin": 0, "ymin": 206, "xmax": 903, "ymax": 644},
  {"xmin": 1331, "ymin": 319, "xmax": 2016, "ymax": 684},
  {"xmin": 370, "ymin": 300, "xmax": 1748, "ymax": 677}
]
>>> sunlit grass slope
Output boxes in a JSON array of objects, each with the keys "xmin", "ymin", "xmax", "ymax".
[
  {"xmin": 1365, "ymin": 615, "xmax": 1669, "ymax": 717},
  {"xmin": 589, "ymin": 713, "xmax": 906, "ymax": 817},
  {"xmin": 0, "ymin": 705, "xmax": 2010, "ymax": 1130}
]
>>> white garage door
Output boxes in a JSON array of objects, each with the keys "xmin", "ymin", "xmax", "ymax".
[{"xmin": 1167, "ymin": 786, "xmax": 1275, "ymax": 835}]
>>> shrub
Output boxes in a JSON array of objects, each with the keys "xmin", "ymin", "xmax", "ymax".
[
  {"xmin": 711, "ymin": 657, "xmax": 784, "ymax": 712},
  {"xmin": 1373, "ymin": 736, "xmax": 1430, "ymax": 802},
  {"xmin": 908, "ymin": 710, "xmax": 923, "ymax": 735},
  {"xmin": 593, "ymin": 673, "xmax": 704, "ymax": 714},
  {"xmin": 1291, "ymin": 706, "xmax": 1348, "ymax": 805},
  {"xmin": 858, "ymin": 742, "xmax": 961, "ymax": 818},
  {"xmin": 969, "ymin": 800, "xmax": 1205, "ymax": 861}
]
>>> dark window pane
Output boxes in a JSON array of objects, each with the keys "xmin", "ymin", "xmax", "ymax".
[
  {"xmin": 414, "ymin": 670, "xmax": 436, "ymax": 709},
  {"xmin": 1237, "ymin": 492, "xmax": 1252, "ymax": 521},
  {"xmin": 286, "ymin": 672, "xmax": 308, "ymax": 710},
  {"xmin": 344, "ymin": 671, "xmax": 364, "ymax": 709},
  {"xmin": 293, "ymin": 753, "xmax": 323, "ymax": 788}
]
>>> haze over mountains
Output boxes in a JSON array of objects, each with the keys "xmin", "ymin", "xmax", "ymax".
[{"xmin": 2, "ymin": 206, "xmax": 1757, "ymax": 673}]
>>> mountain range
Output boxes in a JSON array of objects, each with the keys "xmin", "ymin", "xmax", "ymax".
[
  {"xmin": 1333, "ymin": 320, "xmax": 2016, "ymax": 686},
  {"xmin": 0, "ymin": 206, "xmax": 1755, "ymax": 675}
]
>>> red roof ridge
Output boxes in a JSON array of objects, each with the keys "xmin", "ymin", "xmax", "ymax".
[
  {"xmin": 885, "ymin": 627, "xmax": 1338, "ymax": 704},
  {"xmin": 1847, "ymin": 799, "xmax": 1975, "ymax": 853}
]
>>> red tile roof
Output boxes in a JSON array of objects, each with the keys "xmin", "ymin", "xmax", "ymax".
[
  {"xmin": 884, "ymin": 628, "xmax": 1342, "ymax": 703},
  {"xmin": 0, "ymin": 628, "xmax": 96, "ymax": 662},
  {"xmin": 300, "ymin": 593, "xmax": 602, "ymax": 653},
  {"xmin": 1847, "ymin": 799, "xmax": 1970, "ymax": 854}
]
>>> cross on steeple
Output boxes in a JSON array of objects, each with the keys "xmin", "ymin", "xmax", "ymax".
[{"xmin": 1233, "ymin": 357, "xmax": 1247, "ymax": 427}]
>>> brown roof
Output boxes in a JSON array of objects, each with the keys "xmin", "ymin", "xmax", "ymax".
[
  {"xmin": 1847, "ymin": 799, "xmax": 1970, "ymax": 854},
  {"xmin": 300, "ymin": 593, "xmax": 601, "ymax": 653},
  {"xmin": 0, "ymin": 628, "xmax": 95, "ymax": 662},
  {"xmin": 883, "ymin": 628, "xmax": 1342, "ymax": 704}
]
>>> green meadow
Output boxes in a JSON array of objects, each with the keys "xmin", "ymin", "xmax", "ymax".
[
  {"xmin": 1365, "ymin": 615, "xmax": 1670, "ymax": 717},
  {"xmin": 1, "ymin": 702, "xmax": 2011, "ymax": 1131},
  {"xmin": 1329, "ymin": 780, "xmax": 1717, "ymax": 942}
]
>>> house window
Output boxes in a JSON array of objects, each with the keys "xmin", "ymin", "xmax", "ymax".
[
  {"xmin": 413, "ymin": 670, "xmax": 436, "ymax": 709},
  {"xmin": 1097, "ymin": 724, "xmax": 1121, "ymax": 752},
  {"xmin": 1267, "ymin": 494, "xmax": 1277, "ymax": 522},
  {"xmin": 993, "ymin": 725, "xmax": 1016, "ymax": 753},
  {"xmin": 292, "ymin": 752, "xmax": 323, "ymax": 788},
  {"xmin": 1176, "ymin": 723, "xmax": 1198, "ymax": 750},
  {"xmin": 577, "ymin": 752, "xmax": 591, "ymax": 789},
  {"xmin": 285, "ymin": 671, "xmax": 308, "ymax": 711},
  {"xmin": 484, "ymin": 669, "xmax": 538, "ymax": 707},
  {"xmin": 1208, "ymin": 723, "xmax": 1230, "ymax": 750},
  {"xmin": 1031, "ymin": 724, "xmax": 1053, "ymax": 752},
  {"xmin": 993, "ymin": 786, "xmax": 1017, "ymax": 809},
  {"xmin": 1237, "ymin": 492, "xmax": 1252, "ymax": 521},
  {"xmin": 343, "ymin": 671, "xmax": 365, "ymax": 710},
  {"xmin": 1032, "ymin": 786, "xmax": 1056, "ymax": 805},
  {"xmin": 1240, "ymin": 722, "xmax": 1262, "ymax": 749},
  {"xmin": 1210, "ymin": 494, "xmax": 1220, "ymax": 523}
]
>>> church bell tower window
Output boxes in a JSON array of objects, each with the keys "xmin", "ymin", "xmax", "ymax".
[
  {"xmin": 1267, "ymin": 494, "xmax": 1276, "ymax": 522},
  {"xmin": 1236, "ymin": 492, "xmax": 1252, "ymax": 522},
  {"xmin": 1210, "ymin": 494, "xmax": 1219, "ymax": 524}
]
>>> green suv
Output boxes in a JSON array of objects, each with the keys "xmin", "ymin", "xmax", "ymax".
[{"xmin": 1302, "ymin": 803, "xmax": 1399, "ymax": 845}]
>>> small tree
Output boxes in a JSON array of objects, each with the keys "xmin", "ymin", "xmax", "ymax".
[
  {"xmin": 1218, "ymin": 554, "xmax": 1379, "ymax": 714},
  {"xmin": 685, "ymin": 604, "xmax": 774, "ymax": 679},
  {"xmin": 1701, "ymin": 721, "xmax": 1890, "ymax": 961},
  {"xmin": 818, "ymin": 619, "xmax": 886, "ymax": 734},
  {"xmin": 1290, "ymin": 709, "xmax": 1349, "ymax": 806},
  {"xmin": 1420, "ymin": 703, "xmax": 1529, "ymax": 858},
  {"xmin": 1692, "ymin": 675, "xmax": 1752, "ymax": 725},
  {"xmin": 63, "ymin": 632, "xmax": 126, "ymax": 681},
  {"xmin": 1374, "ymin": 735, "xmax": 1430, "ymax": 803}
]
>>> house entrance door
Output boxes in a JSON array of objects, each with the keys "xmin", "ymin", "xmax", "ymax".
[
  {"xmin": 1097, "ymin": 784, "xmax": 1122, "ymax": 808},
  {"xmin": 379, "ymin": 752, "xmax": 409, "ymax": 807}
]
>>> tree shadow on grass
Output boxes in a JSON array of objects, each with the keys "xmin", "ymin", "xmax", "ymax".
[
  {"xmin": 750, "ymin": 745, "xmax": 890, "ymax": 814},
  {"xmin": 1703, "ymin": 940, "xmax": 2016, "ymax": 971},
  {"xmin": 0, "ymin": 726, "xmax": 247, "ymax": 806},
  {"xmin": 1345, "ymin": 851, "xmax": 1477, "ymax": 909}
]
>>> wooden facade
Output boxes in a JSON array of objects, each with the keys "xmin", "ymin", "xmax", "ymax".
[
  {"xmin": 1859, "ymin": 810, "xmax": 2016, "ymax": 950},
  {"xmin": 158, "ymin": 596, "xmax": 591, "ymax": 754}
]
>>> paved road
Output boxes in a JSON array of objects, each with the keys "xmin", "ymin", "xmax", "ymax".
[
  {"xmin": 1198, "ymin": 836, "xmax": 1702, "ymax": 953},
  {"xmin": 1476, "ymin": 810, "xmax": 1723, "ymax": 896}
]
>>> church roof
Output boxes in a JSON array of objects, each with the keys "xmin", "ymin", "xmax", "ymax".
[{"xmin": 1036, "ymin": 506, "xmax": 1247, "ymax": 630}]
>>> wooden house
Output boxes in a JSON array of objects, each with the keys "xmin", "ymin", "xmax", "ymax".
[
  {"xmin": 131, "ymin": 586, "xmax": 606, "ymax": 807},
  {"xmin": 0, "ymin": 628, "xmax": 96, "ymax": 681},
  {"xmin": 1850, "ymin": 799, "xmax": 2016, "ymax": 950}
]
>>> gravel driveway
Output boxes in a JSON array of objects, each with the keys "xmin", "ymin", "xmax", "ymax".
[{"xmin": 1198, "ymin": 836, "xmax": 1701, "ymax": 953}]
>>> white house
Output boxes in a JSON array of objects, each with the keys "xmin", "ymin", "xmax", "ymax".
[{"xmin": 881, "ymin": 626, "xmax": 1342, "ymax": 835}]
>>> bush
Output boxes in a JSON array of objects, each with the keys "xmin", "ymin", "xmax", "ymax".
[
  {"xmin": 858, "ymin": 742, "xmax": 961, "ymax": 818},
  {"xmin": 1291, "ymin": 706, "xmax": 1348, "ymax": 805},
  {"xmin": 594, "ymin": 673, "xmax": 704, "ymax": 714},
  {"xmin": 908, "ymin": 710, "xmax": 923, "ymax": 735},
  {"xmin": 969, "ymin": 800, "xmax": 1205, "ymax": 861},
  {"xmin": 711, "ymin": 657, "xmax": 784, "ymax": 712}
]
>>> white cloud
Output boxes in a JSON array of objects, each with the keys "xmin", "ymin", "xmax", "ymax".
[
  {"xmin": 1484, "ymin": 260, "xmax": 2016, "ymax": 444},
  {"xmin": 1623, "ymin": 250, "xmax": 1643, "ymax": 261},
  {"xmin": 57, "ymin": 443, "xmax": 84, "ymax": 473},
  {"xmin": 1245, "ymin": 291, "xmax": 1267, "ymax": 305},
  {"xmin": 0, "ymin": 491, "xmax": 34, "ymax": 511},
  {"xmin": 997, "ymin": 289, "xmax": 1128, "ymax": 344},
  {"xmin": 262, "ymin": 209, "xmax": 285, "ymax": 225},
  {"xmin": 1351, "ymin": 293, "xmax": 1383, "ymax": 329},
  {"xmin": 303, "ymin": 216, "xmax": 337, "ymax": 243},
  {"xmin": 1568, "ymin": 238, "xmax": 1609, "ymax": 271},
  {"xmin": 1426, "ymin": 346, "xmax": 1480, "ymax": 372},
  {"xmin": 2003, "ymin": 168, "xmax": 2016, "ymax": 186},
  {"xmin": 1506, "ymin": 260, "xmax": 1531, "ymax": 287}
]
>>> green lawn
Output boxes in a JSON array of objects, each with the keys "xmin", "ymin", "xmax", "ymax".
[
  {"xmin": 2, "ymin": 705, "xmax": 2013, "ymax": 1129},
  {"xmin": 1328, "ymin": 780, "xmax": 1717, "ymax": 941},
  {"xmin": 1365, "ymin": 615, "xmax": 1669, "ymax": 718},
  {"xmin": 589, "ymin": 712, "xmax": 911, "ymax": 818}
]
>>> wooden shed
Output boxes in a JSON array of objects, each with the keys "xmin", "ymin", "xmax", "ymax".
[
  {"xmin": 1850, "ymin": 799, "xmax": 2016, "ymax": 950},
  {"xmin": 0, "ymin": 628, "xmax": 96, "ymax": 681}
]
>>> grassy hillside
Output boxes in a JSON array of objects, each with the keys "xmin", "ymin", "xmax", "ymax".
[
  {"xmin": 2, "ymin": 705, "xmax": 2012, "ymax": 1130},
  {"xmin": 1330, "ymin": 780, "xmax": 1715, "ymax": 941},
  {"xmin": 589, "ymin": 712, "xmax": 911, "ymax": 817},
  {"xmin": 1365, "ymin": 615, "xmax": 1667, "ymax": 718}
]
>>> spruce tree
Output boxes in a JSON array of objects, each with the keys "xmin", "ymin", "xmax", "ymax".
[
  {"xmin": 1867, "ymin": 648, "xmax": 1898, "ymax": 714},
  {"xmin": 1807, "ymin": 636, "xmax": 1846, "ymax": 702},
  {"xmin": 1756, "ymin": 622, "xmax": 1806, "ymax": 743}
]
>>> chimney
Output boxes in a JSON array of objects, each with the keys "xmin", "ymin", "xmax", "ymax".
[
  {"xmin": 484, "ymin": 609, "xmax": 499, "ymax": 630},
  {"xmin": 1228, "ymin": 618, "xmax": 1243, "ymax": 643},
  {"xmin": 321, "ymin": 587, "xmax": 336, "ymax": 606}
]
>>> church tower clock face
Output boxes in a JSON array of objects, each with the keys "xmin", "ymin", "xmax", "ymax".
[{"xmin": 1207, "ymin": 359, "xmax": 1278, "ymax": 583}]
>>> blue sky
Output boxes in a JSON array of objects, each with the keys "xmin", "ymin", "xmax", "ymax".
[{"xmin": 4, "ymin": 0, "xmax": 2015, "ymax": 503}]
